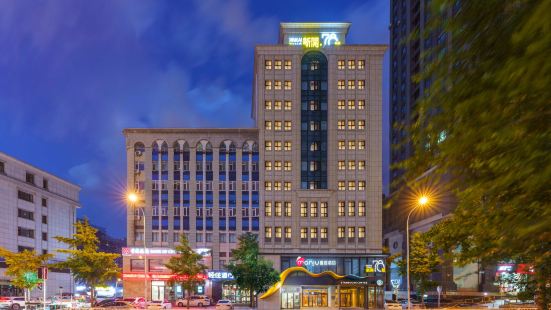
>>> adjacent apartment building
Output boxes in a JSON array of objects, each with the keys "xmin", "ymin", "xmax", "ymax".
[
  {"xmin": 0, "ymin": 152, "xmax": 80, "ymax": 298},
  {"xmin": 123, "ymin": 22, "xmax": 387, "ymax": 309}
]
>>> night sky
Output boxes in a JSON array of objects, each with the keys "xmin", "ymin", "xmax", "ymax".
[{"xmin": 0, "ymin": 0, "xmax": 389, "ymax": 238}]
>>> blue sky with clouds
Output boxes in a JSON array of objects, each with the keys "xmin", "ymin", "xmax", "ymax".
[{"xmin": 0, "ymin": 0, "xmax": 389, "ymax": 237}]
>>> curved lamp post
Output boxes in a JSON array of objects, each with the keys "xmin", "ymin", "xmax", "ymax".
[
  {"xmin": 407, "ymin": 195, "xmax": 430, "ymax": 310},
  {"xmin": 127, "ymin": 192, "xmax": 148, "ymax": 301}
]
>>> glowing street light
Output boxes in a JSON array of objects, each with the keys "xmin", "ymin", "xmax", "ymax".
[
  {"xmin": 406, "ymin": 194, "xmax": 431, "ymax": 310},
  {"xmin": 126, "ymin": 191, "xmax": 148, "ymax": 301}
]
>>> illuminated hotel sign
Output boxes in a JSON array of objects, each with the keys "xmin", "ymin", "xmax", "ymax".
[
  {"xmin": 365, "ymin": 259, "xmax": 386, "ymax": 273},
  {"xmin": 287, "ymin": 32, "xmax": 342, "ymax": 48},
  {"xmin": 207, "ymin": 270, "xmax": 234, "ymax": 280},
  {"xmin": 122, "ymin": 247, "xmax": 211, "ymax": 257},
  {"xmin": 296, "ymin": 256, "xmax": 337, "ymax": 268}
]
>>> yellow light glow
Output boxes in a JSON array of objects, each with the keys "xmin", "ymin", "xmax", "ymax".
[
  {"xmin": 418, "ymin": 196, "xmax": 429, "ymax": 206},
  {"xmin": 302, "ymin": 36, "xmax": 320, "ymax": 48},
  {"xmin": 127, "ymin": 192, "xmax": 138, "ymax": 203}
]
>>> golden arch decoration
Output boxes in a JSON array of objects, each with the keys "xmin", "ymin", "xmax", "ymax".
[{"xmin": 259, "ymin": 267, "xmax": 346, "ymax": 299}]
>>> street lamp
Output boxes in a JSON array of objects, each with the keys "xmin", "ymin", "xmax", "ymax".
[
  {"xmin": 127, "ymin": 192, "xmax": 148, "ymax": 301},
  {"xmin": 406, "ymin": 195, "xmax": 430, "ymax": 310}
]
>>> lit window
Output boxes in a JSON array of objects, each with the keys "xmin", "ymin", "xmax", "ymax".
[
  {"xmin": 358, "ymin": 227, "xmax": 366, "ymax": 238},
  {"xmin": 358, "ymin": 140, "xmax": 366, "ymax": 149},
  {"xmin": 348, "ymin": 80, "xmax": 356, "ymax": 89},
  {"xmin": 284, "ymin": 60, "xmax": 292, "ymax": 70},
  {"xmin": 338, "ymin": 227, "xmax": 345, "ymax": 238},
  {"xmin": 284, "ymin": 182, "xmax": 291, "ymax": 191},
  {"xmin": 348, "ymin": 201, "xmax": 356, "ymax": 216},
  {"xmin": 265, "ymin": 80, "xmax": 272, "ymax": 90},
  {"xmin": 265, "ymin": 202, "xmax": 272, "ymax": 216},
  {"xmin": 284, "ymin": 161, "xmax": 292, "ymax": 171},
  {"xmin": 274, "ymin": 100, "xmax": 282, "ymax": 110},
  {"xmin": 274, "ymin": 161, "xmax": 282, "ymax": 171},
  {"xmin": 338, "ymin": 80, "xmax": 345, "ymax": 90},
  {"xmin": 321, "ymin": 228, "xmax": 328, "ymax": 239},
  {"xmin": 300, "ymin": 203, "xmax": 307, "ymax": 217},
  {"xmin": 358, "ymin": 60, "xmax": 365, "ymax": 69},
  {"xmin": 310, "ymin": 142, "xmax": 319, "ymax": 151},
  {"xmin": 358, "ymin": 201, "xmax": 366, "ymax": 216},
  {"xmin": 301, "ymin": 228, "xmax": 308, "ymax": 239},
  {"xmin": 309, "ymin": 101, "xmax": 319, "ymax": 111},
  {"xmin": 358, "ymin": 100, "xmax": 365, "ymax": 109},
  {"xmin": 284, "ymin": 81, "xmax": 292, "ymax": 90},
  {"xmin": 264, "ymin": 182, "xmax": 272, "ymax": 191},
  {"xmin": 321, "ymin": 202, "xmax": 328, "ymax": 217},
  {"xmin": 265, "ymin": 60, "xmax": 272, "ymax": 70},
  {"xmin": 348, "ymin": 60, "xmax": 356, "ymax": 70},
  {"xmin": 265, "ymin": 121, "xmax": 272, "ymax": 130},
  {"xmin": 358, "ymin": 80, "xmax": 365, "ymax": 90},
  {"xmin": 358, "ymin": 161, "xmax": 366, "ymax": 170},
  {"xmin": 358, "ymin": 120, "xmax": 366, "ymax": 130},
  {"xmin": 338, "ymin": 100, "xmax": 345, "ymax": 110},
  {"xmin": 265, "ymin": 227, "xmax": 272, "ymax": 238},
  {"xmin": 265, "ymin": 100, "xmax": 272, "ymax": 110},
  {"xmin": 285, "ymin": 227, "xmax": 292, "ymax": 238},
  {"xmin": 337, "ymin": 60, "xmax": 345, "ymax": 70},
  {"xmin": 348, "ymin": 181, "xmax": 356, "ymax": 191},
  {"xmin": 274, "ymin": 80, "xmax": 282, "ymax": 90},
  {"xmin": 338, "ymin": 201, "xmax": 345, "ymax": 216},
  {"xmin": 284, "ymin": 202, "xmax": 292, "ymax": 216},
  {"xmin": 275, "ymin": 202, "xmax": 282, "ymax": 216},
  {"xmin": 310, "ymin": 121, "xmax": 320, "ymax": 131},
  {"xmin": 348, "ymin": 161, "xmax": 356, "ymax": 170},
  {"xmin": 310, "ymin": 202, "xmax": 318, "ymax": 217},
  {"xmin": 275, "ymin": 227, "xmax": 282, "ymax": 238},
  {"xmin": 348, "ymin": 120, "xmax": 356, "ymax": 130},
  {"xmin": 348, "ymin": 227, "xmax": 355, "ymax": 238},
  {"xmin": 337, "ymin": 120, "xmax": 346, "ymax": 130},
  {"xmin": 309, "ymin": 161, "xmax": 318, "ymax": 172},
  {"xmin": 310, "ymin": 227, "xmax": 318, "ymax": 239},
  {"xmin": 284, "ymin": 121, "xmax": 292, "ymax": 131},
  {"xmin": 338, "ymin": 161, "xmax": 346, "ymax": 170},
  {"xmin": 274, "ymin": 60, "xmax": 282, "ymax": 70},
  {"xmin": 274, "ymin": 181, "xmax": 282, "ymax": 191},
  {"xmin": 274, "ymin": 121, "xmax": 282, "ymax": 130},
  {"xmin": 358, "ymin": 181, "xmax": 366, "ymax": 190},
  {"xmin": 274, "ymin": 141, "xmax": 282, "ymax": 151},
  {"xmin": 338, "ymin": 181, "xmax": 346, "ymax": 191},
  {"xmin": 338, "ymin": 141, "xmax": 346, "ymax": 150},
  {"xmin": 265, "ymin": 161, "xmax": 272, "ymax": 171},
  {"xmin": 265, "ymin": 141, "xmax": 272, "ymax": 150},
  {"xmin": 284, "ymin": 141, "xmax": 292, "ymax": 151},
  {"xmin": 284, "ymin": 100, "xmax": 292, "ymax": 110}
]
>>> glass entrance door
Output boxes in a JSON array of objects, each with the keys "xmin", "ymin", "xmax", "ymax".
[
  {"xmin": 281, "ymin": 291, "xmax": 300, "ymax": 309},
  {"xmin": 301, "ymin": 288, "xmax": 328, "ymax": 307},
  {"xmin": 339, "ymin": 287, "xmax": 366, "ymax": 308},
  {"xmin": 151, "ymin": 281, "xmax": 165, "ymax": 301}
]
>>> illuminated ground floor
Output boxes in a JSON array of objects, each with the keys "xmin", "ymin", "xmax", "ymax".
[{"xmin": 259, "ymin": 267, "xmax": 385, "ymax": 309}]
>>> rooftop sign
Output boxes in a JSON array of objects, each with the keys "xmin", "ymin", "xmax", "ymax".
[{"xmin": 287, "ymin": 32, "xmax": 342, "ymax": 48}]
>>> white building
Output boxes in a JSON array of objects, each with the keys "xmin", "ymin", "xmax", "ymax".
[{"xmin": 0, "ymin": 152, "xmax": 80, "ymax": 298}]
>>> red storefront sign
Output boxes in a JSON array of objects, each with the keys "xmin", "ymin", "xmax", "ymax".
[{"xmin": 122, "ymin": 273, "xmax": 207, "ymax": 281}]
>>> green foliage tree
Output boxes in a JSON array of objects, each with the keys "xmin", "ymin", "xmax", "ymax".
[
  {"xmin": 165, "ymin": 234, "xmax": 207, "ymax": 308},
  {"xmin": 53, "ymin": 218, "xmax": 120, "ymax": 305},
  {"xmin": 226, "ymin": 233, "xmax": 279, "ymax": 308},
  {"xmin": 0, "ymin": 248, "xmax": 51, "ymax": 302},
  {"xmin": 394, "ymin": 233, "xmax": 441, "ymax": 303},
  {"xmin": 400, "ymin": 0, "xmax": 551, "ymax": 307}
]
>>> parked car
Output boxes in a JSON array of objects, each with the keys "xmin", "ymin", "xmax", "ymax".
[
  {"xmin": 118, "ymin": 297, "xmax": 147, "ymax": 308},
  {"xmin": 95, "ymin": 298, "xmax": 117, "ymax": 307},
  {"xmin": 215, "ymin": 299, "xmax": 234, "ymax": 310},
  {"xmin": 147, "ymin": 300, "xmax": 172, "ymax": 309},
  {"xmin": 175, "ymin": 295, "xmax": 211, "ymax": 307},
  {"xmin": 0, "ymin": 297, "xmax": 25, "ymax": 310},
  {"xmin": 384, "ymin": 300, "xmax": 403, "ymax": 310},
  {"xmin": 97, "ymin": 301, "xmax": 136, "ymax": 308}
]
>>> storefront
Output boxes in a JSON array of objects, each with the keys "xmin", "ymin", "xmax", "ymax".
[{"xmin": 259, "ymin": 255, "xmax": 386, "ymax": 309}]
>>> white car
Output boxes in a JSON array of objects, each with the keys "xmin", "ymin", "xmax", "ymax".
[
  {"xmin": 147, "ymin": 300, "xmax": 172, "ymax": 309},
  {"xmin": 120, "ymin": 297, "xmax": 147, "ymax": 308},
  {"xmin": 0, "ymin": 297, "xmax": 25, "ymax": 310},
  {"xmin": 215, "ymin": 299, "xmax": 234, "ymax": 310},
  {"xmin": 175, "ymin": 295, "xmax": 211, "ymax": 307}
]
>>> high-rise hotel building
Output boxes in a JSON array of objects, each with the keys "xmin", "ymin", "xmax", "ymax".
[{"xmin": 123, "ymin": 22, "xmax": 386, "ymax": 309}]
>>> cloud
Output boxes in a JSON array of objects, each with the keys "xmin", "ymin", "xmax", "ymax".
[{"xmin": 68, "ymin": 162, "xmax": 100, "ymax": 189}]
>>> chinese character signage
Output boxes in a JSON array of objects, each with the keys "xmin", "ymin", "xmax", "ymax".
[
  {"xmin": 365, "ymin": 259, "xmax": 386, "ymax": 273},
  {"xmin": 287, "ymin": 32, "xmax": 342, "ymax": 48},
  {"xmin": 207, "ymin": 270, "xmax": 234, "ymax": 280}
]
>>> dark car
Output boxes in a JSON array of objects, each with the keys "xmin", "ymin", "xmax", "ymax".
[{"xmin": 95, "ymin": 299, "xmax": 116, "ymax": 307}]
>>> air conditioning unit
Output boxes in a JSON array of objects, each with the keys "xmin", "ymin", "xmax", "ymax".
[{"xmin": 135, "ymin": 150, "xmax": 143, "ymax": 157}]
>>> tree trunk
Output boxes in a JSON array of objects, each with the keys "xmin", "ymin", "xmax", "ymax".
[
  {"xmin": 186, "ymin": 289, "xmax": 190, "ymax": 309},
  {"xmin": 249, "ymin": 287, "xmax": 254, "ymax": 308},
  {"xmin": 90, "ymin": 286, "xmax": 96, "ymax": 307},
  {"xmin": 534, "ymin": 268, "xmax": 550, "ymax": 310}
]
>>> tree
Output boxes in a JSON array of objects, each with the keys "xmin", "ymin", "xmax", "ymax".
[
  {"xmin": 0, "ymin": 248, "xmax": 51, "ymax": 302},
  {"xmin": 400, "ymin": 0, "xmax": 551, "ymax": 307},
  {"xmin": 165, "ymin": 234, "xmax": 207, "ymax": 308},
  {"xmin": 53, "ymin": 218, "xmax": 120, "ymax": 305},
  {"xmin": 394, "ymin": 233, "xmax": 440, "ymax": 303},
  {"xmin": 226, "ymin": 233, "xmax": 279, "ymax": 308}
]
